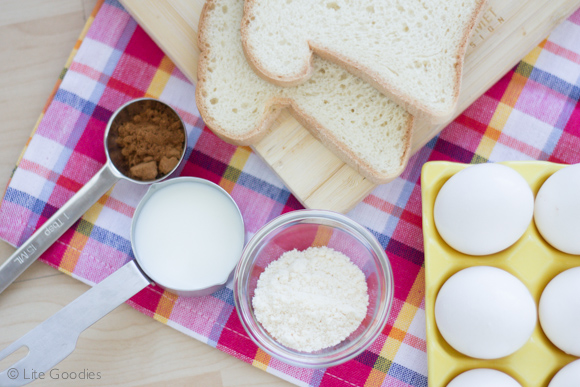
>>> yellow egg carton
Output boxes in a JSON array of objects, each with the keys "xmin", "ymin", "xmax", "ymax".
[{"xmin": 421, "ymin": 161, "xmax": 579, "ymax": 387}]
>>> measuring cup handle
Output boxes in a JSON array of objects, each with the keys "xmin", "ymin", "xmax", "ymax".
[
  {"xmin": 0, "ymin": 260, "xmax": 150, "ymax": 387},
  {"xmin": 0, "ymin": 165, "xmax": 120, "ymax": 295}
]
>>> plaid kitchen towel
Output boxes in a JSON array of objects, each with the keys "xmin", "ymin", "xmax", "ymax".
[{"xmin": 1, "ymin": 0, "xmax": 580, "ymax": 386}]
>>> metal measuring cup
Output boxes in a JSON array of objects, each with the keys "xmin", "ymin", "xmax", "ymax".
[
  {"xmin": 0, "ymin": 177, "xmax": 245, "ymax": 386},
  {"xmin": 0, "ymin": 98, "xmax": 187, "ymax": 294}
]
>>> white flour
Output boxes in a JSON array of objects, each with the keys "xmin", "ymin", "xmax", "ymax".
[{"xmin": 252, "ymin": 246, "xmax": 369, "ymax": 352}]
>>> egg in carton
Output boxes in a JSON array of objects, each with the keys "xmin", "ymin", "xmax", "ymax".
[{"xmin": 421, "ymin": 161, "xmax": 580, "ymax": 387}]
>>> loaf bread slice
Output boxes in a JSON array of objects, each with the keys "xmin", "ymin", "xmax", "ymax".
[
  {"xmin": 196, "ymin": 0, "xmax": 413, "ymax": 184},
  {"xmin": 240, "ymin": 0, "xmax": 487, "ymax": 123}
]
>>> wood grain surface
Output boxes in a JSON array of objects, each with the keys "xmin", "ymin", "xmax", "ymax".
[
  {"xmin": 0, "ymin": 1, "xmax": 291, "ymax": 385},
  {"xmin": 120, "ymin": 0, "xmax": 580, "ymax": 213},
  {"xmin": 2, "ymin": 1, "xmax": 580, "ymax": 386}
]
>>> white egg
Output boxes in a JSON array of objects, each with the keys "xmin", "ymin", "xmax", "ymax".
[
  {"xmin": 434, "ymin": 163, "xmax": 534, "ymax": 255},
  {"xmin": 534, "ymin": 163, "xmax": 580, "ymax": 255},
  {"xmin": 435, "ymin": 266, "xmax": 536, "ymax": 359},
  {"xmin": 548, "ymin": 359, "xmax": 580, "ymax": 387},
  {"xmin": 539, "ymin": 267, "xmax": 580, "ymax": 356},
  {"xmin": 447, "ymin": 368, "xmax": 522, "ymax": 387}
]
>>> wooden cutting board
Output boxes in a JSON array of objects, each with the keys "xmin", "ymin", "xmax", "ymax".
[{"xmin": 119, "ymin": 0, "xmax": 580, "ymax": 213}]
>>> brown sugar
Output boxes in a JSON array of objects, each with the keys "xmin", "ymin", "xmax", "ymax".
[{"xmin": 114, "ymin": 101, "xmax": 185, "ymax": 181}]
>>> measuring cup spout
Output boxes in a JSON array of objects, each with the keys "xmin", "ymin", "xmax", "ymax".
[{"xmin": 0, "ymin": 165, "xmax": 120, "ymax": 294}]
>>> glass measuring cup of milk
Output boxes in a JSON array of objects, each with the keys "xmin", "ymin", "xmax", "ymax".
[{"xmin": 0, "ymin": 177, "xmax": 245, "ymax": 386}]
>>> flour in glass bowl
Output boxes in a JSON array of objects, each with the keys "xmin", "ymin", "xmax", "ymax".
[{"xmin": 252, "ymin": 246, "xmax": 369, "ymax": 352}]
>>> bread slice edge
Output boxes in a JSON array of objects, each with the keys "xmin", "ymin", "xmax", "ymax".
[{"xmin": 240, "ymin": 0, "xmax": 489, "ymax": 124}]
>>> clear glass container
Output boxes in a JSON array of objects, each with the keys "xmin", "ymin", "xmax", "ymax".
[{"xmin": 233, "ymin": 210, "xmax": 394, "ymax": 368}]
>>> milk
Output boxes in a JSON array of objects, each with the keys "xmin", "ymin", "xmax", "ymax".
[{"xmin": 133, "ymin": 180, "xmax": 244, "ymax": 291}]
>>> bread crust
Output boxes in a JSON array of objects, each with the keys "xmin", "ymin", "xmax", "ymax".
[
  {"xmin": 240, "ymin": 0, "xmax": 488, "ymax": 124},
  {"xmin": 196, "ymin": 0, "xmax": 414, "ymax": 184},
  {"xmin": 287, "ymin": 100, "xmax": 414, "ymax": 183},
  {"xmin": 197, "ymin": 0, "xmax": 280, "ymax": 146},
  {"xmin": 241, "ymin": 0, "xmax": 315, "ymax": 87}
]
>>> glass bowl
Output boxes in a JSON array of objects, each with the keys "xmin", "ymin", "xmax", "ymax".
[{"xmin": 233, "ymin": 209, "xmax": 394, "ymax": 368}]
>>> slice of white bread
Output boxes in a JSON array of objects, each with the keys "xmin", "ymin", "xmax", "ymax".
[
  {"xmin": 196, "ymin": 0, "xmax": 413, "ymax": 184},
  {"xmin": 241, "ymin": 0, "xmax": 487, "ymax": 123}
]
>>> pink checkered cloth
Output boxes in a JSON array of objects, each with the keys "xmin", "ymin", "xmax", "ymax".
[{"xmin": 1, "ymin": 0, "xmax": 579, "ymax": 385}]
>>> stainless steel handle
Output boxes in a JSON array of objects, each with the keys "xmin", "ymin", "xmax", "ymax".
[
  {"xmin": 0, "ymin": 260, "xmax": 150, "ymax": 387},
  {"xmin": 0, "ymin": 165, "xmax": 120, "ymax": 294}
]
